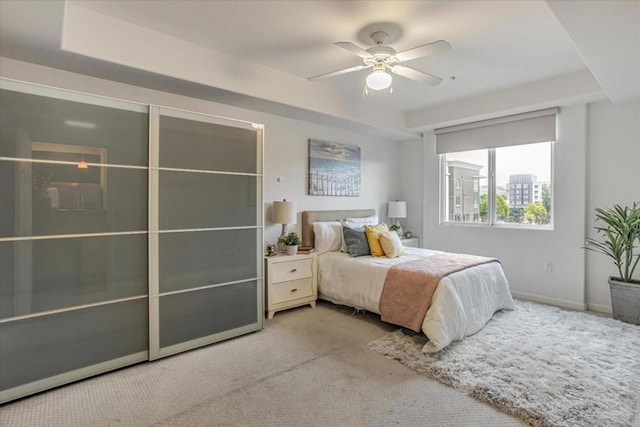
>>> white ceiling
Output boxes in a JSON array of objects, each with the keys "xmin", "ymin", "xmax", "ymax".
[
  {"xmin": 0, "ymin": 0, "xmax": 637, "ymax": 137},
  {"xmin": 70, "ymin": 0, "xmax": 587, "ymax": 112}
]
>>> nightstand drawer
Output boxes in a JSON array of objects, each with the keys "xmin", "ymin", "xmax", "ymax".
[
  {"xmin": 271, "ymin": 278, "xmax": 314, "ymax": 304},
  {"xmin": 271, "ymin": 258, "xmax": 313, "ymax": 283}
]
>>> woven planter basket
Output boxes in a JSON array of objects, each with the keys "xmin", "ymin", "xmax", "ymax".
[{"xmin": 609, "ymin": 277, "xmax": 640, "ymax": 325}]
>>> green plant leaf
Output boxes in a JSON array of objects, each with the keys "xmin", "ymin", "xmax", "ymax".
[{"xmin": 585, "ymin": 202, "xmax": 640, "ymax": 283}]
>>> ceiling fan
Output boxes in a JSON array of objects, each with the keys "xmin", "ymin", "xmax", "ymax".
[{"xmin": 309, "ymin": 31, "xmax": 451, "ymax": 92}]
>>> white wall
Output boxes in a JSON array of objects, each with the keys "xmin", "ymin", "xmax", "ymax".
[
  {"xmin": 586, "ymin": 100, "xmax": 640, "ymax": 313},
  {"xmin": 399, "ymin": 139, "xmax": 424, "ymax": 239},
  {"xmin": 416, "ymin": 105, "xmax": 588, "ymax": 310},
  {"xmin": 261, "ymin": 115, "xmax": 401, "ymax": 244},
  {"xmin": 0, "ymin": 57, "xmax": 402, "ymax": 249}
]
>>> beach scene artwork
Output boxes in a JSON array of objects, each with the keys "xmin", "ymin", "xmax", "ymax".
[{"xmin": 308, "ymin": 139, "xmax": 361, "ymax": 196}]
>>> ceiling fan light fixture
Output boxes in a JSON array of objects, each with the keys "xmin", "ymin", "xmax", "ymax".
[{"xmin": 366, "ymin": 68, "xmax": 392, "ymax": 91}]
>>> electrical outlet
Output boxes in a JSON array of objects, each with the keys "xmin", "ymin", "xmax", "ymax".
[{"xmin": 545, "ymin": 261, "xmax": 553, "ymax": 272}]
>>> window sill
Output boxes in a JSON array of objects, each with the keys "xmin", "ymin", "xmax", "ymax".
[{"xmin": 440, "ymin": 221, "xmax": 554, "ymax": 231}]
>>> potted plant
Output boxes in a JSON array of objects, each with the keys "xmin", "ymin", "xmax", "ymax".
[
  {"xmin": 279, "ymin": 231, "xmax": 301, "ymax": 255},
  {"xmin": 389, "ymin": 223, "xmax": 403, "ymax": 238},
  {"xmin": 585, "ymin": 203, "xmax": 640, "ymax": 324}
]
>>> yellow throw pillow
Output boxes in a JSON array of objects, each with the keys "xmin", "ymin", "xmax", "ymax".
[
  {"xmin": 365, "ymin": 224, "xmax": 389, "ymax": 257},
  {"xmin": 379, "ymin": 231, "xmax": 405, "ymax": 258}
]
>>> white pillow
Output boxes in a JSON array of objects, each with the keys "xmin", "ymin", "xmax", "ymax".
[
  {"xmin": 341, "ymin": 215, "xmax": 378, "ymax": 252},
  {"xmin": 379, "ymin": 231, "xmax": 405, "ymax": 258},
  {"xmin": 313, "ymin": 221, "xmax": 342, "ymax": 253},
  {"xmin": 345, "ymin": 215, "xmax": 378, "ymax": 225}
]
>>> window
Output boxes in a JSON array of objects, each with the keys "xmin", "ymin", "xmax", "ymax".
[
  {"xmin": 435, "ymin": 108, "xmax": 556, "ymax": 228},
  {"xmin": 440, "ymin": 142, "xmax": 553, "ymax": 227}
]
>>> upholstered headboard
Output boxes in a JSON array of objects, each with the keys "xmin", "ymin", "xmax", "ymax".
[{"xmin": 301, "ymin": 209, "xmax": 376, "ymax": 247}]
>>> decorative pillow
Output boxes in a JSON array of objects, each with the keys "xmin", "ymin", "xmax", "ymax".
[
  {"xmin": 313, "ymin": 221, "xmax": 342, "ymax": 253},
  {"xmin": 341, "ymin": 223, "xmax": 371, "ymax": 257},
  {"xmin": 364, "ymin": 224, "xmax": 389, "ymax": 257},
  {"xmin": 340, "ymin": 215, "xmax": 379, "ymax": 252},
  {"xmin": 379, "ymin": 231, "xmax": 405, "ymax": 258},
  {"xmin": 345, "ymin": 215, "xmax": 379, "ymax": 225}
]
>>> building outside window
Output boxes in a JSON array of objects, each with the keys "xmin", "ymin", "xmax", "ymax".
[{"xmin": 444, "ymin": 154, "xmax": 486, "ymax": 223}]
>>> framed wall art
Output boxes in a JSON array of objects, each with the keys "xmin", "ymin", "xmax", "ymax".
[{"xmin": 308, "ymin": 139, "xmax": 360, "ymax": 196}]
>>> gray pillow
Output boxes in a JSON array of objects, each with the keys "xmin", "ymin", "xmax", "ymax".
[{"xmin": 342, "ymin": 224, "xmax": 370, "ymax": 257}]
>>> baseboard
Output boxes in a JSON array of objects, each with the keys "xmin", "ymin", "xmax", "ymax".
[
  {"xmin": 586, "ymin": 302, "xmax": 612, "ymax": 314},
  {"xmin": 511, "ymin": 291, "xmax": 586, "ymax": 311}
]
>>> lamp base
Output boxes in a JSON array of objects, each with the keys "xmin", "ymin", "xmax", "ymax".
[
  {"xmin": 394, "ymin": 219, "xmax": 403, "ymax": 238},
  {"xmin": 277, "ymin": 224, "xmax": 287, "ymax": 252}
]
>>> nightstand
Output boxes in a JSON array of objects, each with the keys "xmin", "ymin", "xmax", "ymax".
[
  {"xmin": 265, "ymin": 253, "xmax": 317, "ymax": 319},
  {"xmin": 401, "ymin": 237, "xmax": 420, "ymax": 248}
]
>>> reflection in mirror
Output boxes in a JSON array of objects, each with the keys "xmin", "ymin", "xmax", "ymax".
[{"xmin": 31, "ymin": 142, "xmax": 107, "ymax": 210}]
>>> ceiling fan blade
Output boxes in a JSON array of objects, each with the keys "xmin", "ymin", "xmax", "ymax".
[
  {"xmin": 335, "ymin": 42, "xmax": 373, "ymax": 59},
  {"xmin": 391, "ymin": 65, "xmax": 443, "ymax": 86},
  {"xmin": 308, "ymin": 65, "xmax": 369, "ymax": 81},
  {"xmin": 395, "ymin": 40, "xmax": 451, "ymax": 62}
]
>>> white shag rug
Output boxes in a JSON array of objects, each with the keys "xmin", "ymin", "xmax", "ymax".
[{"xmin": 368, "ymin": 300, "xmax": 640, "ymax": 427}]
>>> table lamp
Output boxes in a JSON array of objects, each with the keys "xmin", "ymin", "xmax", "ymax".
[
  {"xmin": 388, "ymin": 200, "xmax": 407, "ymax": 237},
  {"xmin": 273, "ymin": 199, "xmax": 297, "ymax": 250}
]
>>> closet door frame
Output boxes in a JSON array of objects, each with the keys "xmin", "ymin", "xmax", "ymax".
[{"xmin": 148, "ymin": 105, "xmax": 264, "ymax": 360}]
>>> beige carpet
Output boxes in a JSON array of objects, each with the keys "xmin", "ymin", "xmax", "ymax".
[{"xmin": 0, "ymin": 301, "xmax": 523, "ymax": 426}]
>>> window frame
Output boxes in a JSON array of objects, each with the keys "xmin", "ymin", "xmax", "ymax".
[{"xmin": 439, "ymin": 142, "xmax": 554, "ymax": 230}]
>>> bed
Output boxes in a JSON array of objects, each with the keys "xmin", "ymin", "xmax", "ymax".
[{"xmin": 302, "ymin": 209, "xmax": 515, "ymax": 353}]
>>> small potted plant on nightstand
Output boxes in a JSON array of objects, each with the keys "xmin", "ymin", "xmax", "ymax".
[
  {"xmin": 585, "ymin": 202, "xmax": 640, "ymax": 325},
  {"xmin": 279, "ymin": 231, "xmax": 301, "ymax": 255},
  {"xmin": 389, "ymin": 223, "xmax": 403, "ymax": 238}
]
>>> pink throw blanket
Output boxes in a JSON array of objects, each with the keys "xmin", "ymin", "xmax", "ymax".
[{"xmin": 379, "ymin": 253, "xmax": 498, "ymax": 332}]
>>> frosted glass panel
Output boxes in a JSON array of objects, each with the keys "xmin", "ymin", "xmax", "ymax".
[
  {"xmin": 159, "ymin": 228, "xmax": 257, "ymax": 293},
  {"xmin": 159, "ymin": 115, "xmax": 257, "ymax": 173},
  {"xmin": 159, "ymin": 281, "xmax": 258, "ymax": 348},
  {"xmin": 0, "ymin": 161, "xmax": 147, "ymax": 238},
  {"xmin": 151, "ymin": 107, "xmax": 262, "ymax": 361},
  {"xmin": 0, "ymin": 299, "xmax": 148, "ymax": 391},
  {"xmin": 0, "ymin": 234, "xmax": 147, "ymax": 319},
  {"xmin": 0, "ymin": 89, "xmax": 148, "ymax": 166},
  {"xmin": 159, "ymin": 171, "xmax": 257, "ymax": 230}
]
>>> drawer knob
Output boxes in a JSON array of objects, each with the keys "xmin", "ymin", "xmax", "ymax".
[
  {"xmin": 290, "ymin": 288, "xmax": 298, "ymax": 292},
  {"xmin": 290, "ymin": 268, "xmax": 297, "ymax": 272}
]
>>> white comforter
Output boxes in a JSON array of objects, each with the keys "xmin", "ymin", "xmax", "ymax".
[{"xmin": 317, "ymin": 247, "xmax": 515, "ymax": 353}]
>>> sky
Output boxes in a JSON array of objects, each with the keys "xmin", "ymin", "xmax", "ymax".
[
  {"xmin": 309, "ymin": 139, "xmax": 360, "ymax": 162},
  {"xmin": 447, "ymin": 141, "xmax": 552, "ymax": 187}
]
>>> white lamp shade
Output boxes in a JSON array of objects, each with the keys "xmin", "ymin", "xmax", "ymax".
[
  {"xmin": 366, "ymin": 69, "xmax": 392, "ymax": 90},
  {"xmin": 272, "ymin": 200, "xmax": 297, "ymax": 224},
  {"xmin": 388, "ymin": 201, "xmax": 407, "ymax": 219}
]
